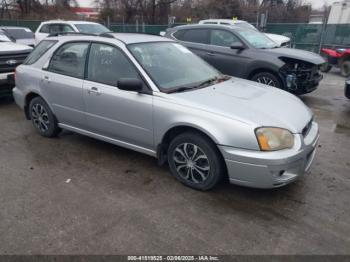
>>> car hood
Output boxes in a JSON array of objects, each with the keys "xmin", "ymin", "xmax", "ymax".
[
  {"xmin": 262, "ymin": 47, "xmax": 325, "ymax": 65},
  {"xmin": 0, "ymin": 41, "xmax": 33, "ymax": 52},
  {"xmin": 171, "ymin": 78, "xmax": 312, "ymax": 133},
  {"xmin": 264, "ymin": 33, "xmax": 290, "ymax": 45}
]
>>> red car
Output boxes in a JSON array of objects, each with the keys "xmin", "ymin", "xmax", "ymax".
[{"xmin": 321, "ymin": 47, "xmax": 350, "ymax": 77}]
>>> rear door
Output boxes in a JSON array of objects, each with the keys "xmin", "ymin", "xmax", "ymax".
[{"xmin": 41, "ymin": 41, "xmax": 89, "ymax": 129}]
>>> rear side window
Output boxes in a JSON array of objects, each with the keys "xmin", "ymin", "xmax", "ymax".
[
  {"xmin": 23, "ymin": 40, "xmax": 57, "ymax": 65},
  {"xmin": 48, "ymin": 42, "xmax": 89, "ymax": 79},
  {"xmin": 174, "ymin": 29, "xmax": 209, "ymax": 44}
]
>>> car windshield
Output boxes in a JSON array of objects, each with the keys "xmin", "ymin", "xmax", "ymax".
[
  {"xmin": 74, "ymin": 23, "xmax": 110, "ymax": 34},
  {"xmin": 128, "ymin": 42, "xmax": 222, "ymax": 92},
  {"xmin": 3, "ymin": 28, "xmax": 33, "ymax": 39},
  {"xmin": 237, "ymin": 29, "xmax": 278, "ymax": 49},
  {"xmin": 0, "ymin": 31, "xmax": 11, "ymax": 42}
]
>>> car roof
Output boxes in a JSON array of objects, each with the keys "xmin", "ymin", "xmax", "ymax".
[
  {"xmin": 41, "ymin": 20, "xmax": 100, "ymax": 25},
  {"xmin": 169, "ymin": 24, "xmax": 242, "ymax": 31},
  {"xmin": 199, "ymin": 19, "xmax": 248, "ymax": 24},
  {"xmin": 48, "ymin": 33, "xmax": 173, "ymax": 45}
]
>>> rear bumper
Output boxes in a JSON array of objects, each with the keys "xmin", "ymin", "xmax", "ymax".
[{"xmin": 219, "ymin": 122, "xmax": 319, "ymax": 189}]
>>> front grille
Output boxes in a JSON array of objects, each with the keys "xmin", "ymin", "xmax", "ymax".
[
  {"xmin": 302, "ymin": 119, "xmax": 313, "ymax": 137},
  {"xmin": 0, "ymin": 52, "xmax": 30, "ymax": 73}
]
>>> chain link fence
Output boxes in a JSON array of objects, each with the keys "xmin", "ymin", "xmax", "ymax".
[{"xmin": 1, "ymin": 19, "xmax": 350, "ymax": 53}]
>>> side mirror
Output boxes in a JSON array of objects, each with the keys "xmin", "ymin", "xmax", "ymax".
[
  {"xmin": 117, "ymin": 78, "xmax": 143, "ymax": 92},
  {"xmin": 230, "ymin": 43, "xmax": 245, "ymax": 50}
]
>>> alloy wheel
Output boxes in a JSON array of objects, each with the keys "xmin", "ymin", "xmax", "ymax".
[
  {"xmin": 173, "ymin": 143, "xmax": 210, "ymax": 184},
  {"xmin": 31, "ymin": 103, "xmax": 50, "ymax": 133},
  {"xmin": 256, "ymin": 76, "xmax": 277, "ymax": 87}
]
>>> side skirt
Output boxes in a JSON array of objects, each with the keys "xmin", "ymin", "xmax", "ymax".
[{"xmin": 58, "ymin": 123, "xmax": 157, "ymax": 158}]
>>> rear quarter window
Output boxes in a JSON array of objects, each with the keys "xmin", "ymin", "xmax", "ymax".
[{"xmin": 23, "ymin": 40, "xmax": 57, "ymax": 65}]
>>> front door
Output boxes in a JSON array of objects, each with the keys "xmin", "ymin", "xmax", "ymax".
[
  {"xmin": 83, "ymin": 43, "xmax": 154, "ymax": 150},
  {"xmin": 207, "ymin": 29, "xmax": 251, "ymax": 77}
]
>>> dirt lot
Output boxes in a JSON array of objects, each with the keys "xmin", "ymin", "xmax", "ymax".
[{"xmin": 0, "ymin": 71, "xmax": 349, "ymax": 255}]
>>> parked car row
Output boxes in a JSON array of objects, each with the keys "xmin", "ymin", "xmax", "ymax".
[{"xmin": 3, "ymin": 19, "xmax": 348, "ymax": 191}]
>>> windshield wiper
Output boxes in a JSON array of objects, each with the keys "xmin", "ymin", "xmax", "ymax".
[{"xmin": 167, "ymin": 75, "xmax": 231, "ymax": 94}]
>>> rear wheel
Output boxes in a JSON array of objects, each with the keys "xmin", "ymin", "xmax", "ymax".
[
  {"xmin": 340, "ymin": 60, "xmax": 350, "ymax": 77},
  {"xmin": 251, "ymin": 72, "xmax": 282, "ymax": 89},
  {"xmin": 29, "ymin": 97, "xmax": 61, "ymax": 137},
  {"xmin": 167, "ymin": 132, "xmax": 225, "ymax": 191}
]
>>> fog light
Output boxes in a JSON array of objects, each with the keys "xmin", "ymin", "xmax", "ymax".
[{"xmin": 286, "ymin": 74, "xmax": 297, "ymax": 89}]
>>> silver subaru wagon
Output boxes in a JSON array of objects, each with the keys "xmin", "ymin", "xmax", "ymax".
[{"xmin": 13, "ymin": 33, "xmax": 319, "ymax": 190}]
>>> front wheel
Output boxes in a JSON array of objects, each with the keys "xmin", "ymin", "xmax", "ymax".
[
  {"xmin": 167, "ymin": 132, "xmax": 225, "ymax": 191},
  {"xmin": 251, "ymin": 72, "xmax": 282, "ymax": 89},
  {"xmin": 29, "ymin": 97, "xmax": 61, "ymax": 137}
]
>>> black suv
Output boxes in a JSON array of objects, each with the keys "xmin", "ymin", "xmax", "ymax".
[{"xmin": 165, "ymin": 24, "xmax": 325, "ymax": 95}]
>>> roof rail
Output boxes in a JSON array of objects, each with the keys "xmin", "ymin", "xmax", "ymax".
[
  {"xmin": 47, "ymin": 32, "xmax": 98, "ymax": 37},
  {"xmin": 99, "ymin": 32, "xmax": 115, "ymax": 38}
]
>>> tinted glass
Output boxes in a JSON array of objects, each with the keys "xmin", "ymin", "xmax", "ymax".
[
  {"xmin": 24, "ymin": 40, "xmax": 57, "ymax": 65},
  {"xmin": 3, "ymin": 28, "xmax": 33, "ymax": 39},
  {"xmin": 176, "ymin": 29, "xmax": 208, "ymax": 44},
  {"xmin": 129, "ymin": 42, "xmax": 219, "ymax": 91},
  {"xmin": 48, "ymin": 42, "xmax": 89, "ymax": 78},
  {"xmin": 237, "ymin": 29, "xmax": 278, "ymax": 49},
  {"xmin": 39, "ymin": 24, "xmax": 50, "ymax": 33},
  {"xmin": 75, "ymin": 24, "xmax": 109, "ymax": 34},
  {"xmin": 87, "ymin": 43, "xmax": 139, "ymax": 86},
  {"xmin": 61, "ymin": 24, "xmax": 74, "ymax": 33},
  {"xmin": 210, "ymin": 30, "xmax": 241, "ymax": 47},
  {"xmin": 0, "ymin": 31, "xmax": 11, "ymax": 42}
]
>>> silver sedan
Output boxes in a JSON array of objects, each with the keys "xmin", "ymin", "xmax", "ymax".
[{"xmin": 13, "ymin": 33, "xmax": 319, "ymax": 190}]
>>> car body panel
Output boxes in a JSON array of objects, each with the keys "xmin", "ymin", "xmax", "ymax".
[
  {"xmin": 13, "ymin": 34, "xmax": 319, "ymax": 189},
  {"xmin": 165, "ymin": 24, "xmax": 325, "ymax": 94}
]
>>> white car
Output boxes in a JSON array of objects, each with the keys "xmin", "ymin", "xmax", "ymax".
[
  {"xmin": 0, "ymin": 26, "xmax": 35, "ymax": 47},
  {"xmin": 34, "ymin": 20, "xmax": 110, "ymax": 45},
  {"xmin": 199, "ymin": 19, "xmax": 291, "ymax": 47}
]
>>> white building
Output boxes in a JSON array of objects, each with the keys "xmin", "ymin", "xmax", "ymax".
[{"xmin": 328, "ymin": 0, "xmax": 350, "ymax": 24}]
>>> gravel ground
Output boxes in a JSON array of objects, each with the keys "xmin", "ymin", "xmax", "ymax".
[{"xmin": 0, "ymin": 71, "xmax": 349, "ymax": 255}]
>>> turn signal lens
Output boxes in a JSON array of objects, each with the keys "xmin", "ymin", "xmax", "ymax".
[{"xmin": 256, "ymin": 127, "xmax": 294, "ymax": 151}]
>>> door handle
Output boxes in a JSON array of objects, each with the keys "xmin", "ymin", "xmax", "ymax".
[
  {"xmin": 42, "ymin": 75, "xmax": 50, "ymax": 83},
  {"xmin": 88, "ymin": 87, "xmax": 101, "ymax": 95},
  {"xmin": 206, "ymin": 52, "xmax": 215, "ymax": 57}
]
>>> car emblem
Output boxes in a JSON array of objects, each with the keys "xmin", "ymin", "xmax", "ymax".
[{"xmin": 6, "ymin": 60, "xmax": 18, "ymax": 65}]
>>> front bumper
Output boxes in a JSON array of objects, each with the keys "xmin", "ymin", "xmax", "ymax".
[
  {"xmin": 345, "ymin": 79, "xmax": 350, "ymax": 99},
  {"xmin": 219, "ymin": 122, "xmax": 319, "ymax": 189},
  {"xmin": 0, "ymin": 72, "xmax": 15, "ymax": 97}
]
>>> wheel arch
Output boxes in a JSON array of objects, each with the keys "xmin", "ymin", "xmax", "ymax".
[{"xmin": 157, "ymin": 125, "xmax": 225, "ymax": 167}]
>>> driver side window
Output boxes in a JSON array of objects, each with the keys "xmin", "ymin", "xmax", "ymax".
[
  {"xmin": 210, "ymin": 30, "xmax": 241, "ymax": 47},
  {"xmin": 87, "ymin": 43, "xmax": 140, "ymax": 86}
]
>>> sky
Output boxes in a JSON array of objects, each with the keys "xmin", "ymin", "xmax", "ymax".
[
  {"xmin": 306, "ymin": 0, "xmax": 339, "ymax": 9},
  {"xmin": 75, "ymin": 0, "xmax": 340, "ymax": 9}
]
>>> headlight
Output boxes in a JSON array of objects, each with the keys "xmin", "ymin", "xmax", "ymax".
[{"xmin": 255, "ymin": 127, "xmax": 294, "ymax": 151}]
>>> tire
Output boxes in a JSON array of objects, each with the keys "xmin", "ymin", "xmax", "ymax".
[
  {"xmin": 320, "ymin": 62, "xmax": 332, "ymax": 73},
  {"xmin": 340, "ymin": 61, "xmax": 350, "ymax": 77},
  {"xmin": 167, "ymin": 132, "xmax": 225, "ymax": 191},
  {"xmin": 251, "ymin": 72, "xmax": 282, "ymax": 89},
  {"xmin": 29, "ymin": 97, "xmax": 61, "ymax": 137}
]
